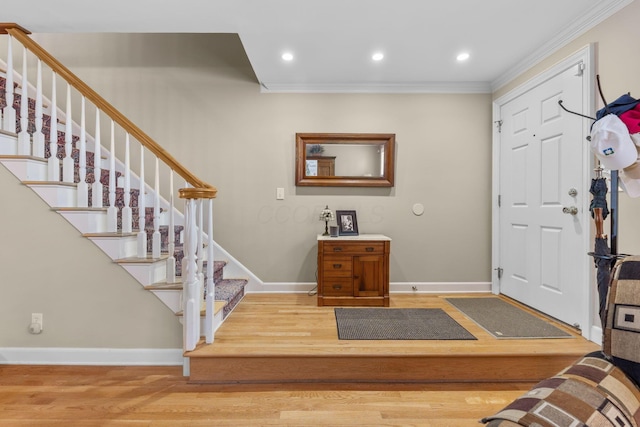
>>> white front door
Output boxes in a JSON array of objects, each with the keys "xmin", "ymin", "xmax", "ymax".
[{"xmin": 495, "ymin": 49, "xmax": 592, "ymax": 331}]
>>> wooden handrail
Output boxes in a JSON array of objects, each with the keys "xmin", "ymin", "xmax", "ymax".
[{"xmin": 0, "ymin": 23, "xmax": 217, "ymax": 199}]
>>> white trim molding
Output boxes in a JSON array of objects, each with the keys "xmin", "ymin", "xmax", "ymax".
[
  {"xmin": 260, "ymin": 81, "xmax": 492, "ymax": 94},
  {"xmin": 0, "ymin": 347, "xmax": 183, "ymax": 366},
  {"xmin": 492, "ymin": 45, "xmax": 596, "ymax": 342},
  {"xmin": 253, "ymin": 281, "xmax": 492, "ymax": 294}
]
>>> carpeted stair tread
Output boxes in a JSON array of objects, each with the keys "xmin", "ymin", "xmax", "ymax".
[{"xmin": 215, "ymin": 279, "xmax": 247, "ymax": 317}]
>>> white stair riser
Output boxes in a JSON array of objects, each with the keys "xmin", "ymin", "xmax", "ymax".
[
  {"xmin": 58, "ymin": 210, "xmax": 108, "ymax": 234},
  {"xmin": 27, "ymin": 184, "xmax": 77, "ymax": 207},
  {"xmin": 120, "ymin": 260, "xmax": 167, "ymax": 286},
  {"xmin": 178, "ymin": 311, "xmax": 224, "ymax": 335},
  {"xmin": 0, "ymin": 158, "xmax": 47, "ymax": 181},
  {"xmin": 150, "ymin": 289, "xmax": 181, "ymax": 313},
  {"xmin": 0, "ymin": 132, "xmax": 17, "ymax": 155},
  {"xmin": 88, "ymin": 235, "xmax": 138, "ymax": 259}
]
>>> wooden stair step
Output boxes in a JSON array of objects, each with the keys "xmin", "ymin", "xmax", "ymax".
[
  {"xmin": 144, "ymin": 281, "xmax": 183, "ymax": 291},
  {"xmin": 186, "ymin": 294, "xmax": 599, "ymax": 384},
  {"xmin": 115, "ymin": 254, "xmax": 170, "ymax": 263},
  {"xmin": 83, "ymin": 231, "xmax": 138, "ymax": 238},
  {"xmin": 176, "ymin": 300, "xmax": 227, "ymax": 317}
]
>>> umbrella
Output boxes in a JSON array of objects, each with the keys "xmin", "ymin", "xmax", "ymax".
[{"xmin": 589, "ymin": 166, "xmax": 614, "ymax": 328}]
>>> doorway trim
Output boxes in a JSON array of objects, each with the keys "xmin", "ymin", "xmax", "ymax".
[{"xmin": 491, "ymin": 44, "xmax": 596, "ymax": 340}]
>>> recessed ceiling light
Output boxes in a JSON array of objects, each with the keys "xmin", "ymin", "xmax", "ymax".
[
  {"xmin": 457, "ymin": 52, "xmax": 470, "ymax": 62},
  {"xmin": 282, "ymin": 52, "xmax": 294, "ymax": 61},
  {"xmin": 372, "ymin": 52, "xmax": 384, "ymax": 61}
]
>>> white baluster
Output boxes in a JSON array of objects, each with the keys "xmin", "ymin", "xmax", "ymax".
[
  {"xmin": 152, "ymin": 157, "xmax": 161, "ymax": 259},
  {"xmin": 91, "ymin": 110, "xmax": 103, "ymax": 208},
  {"xmin": 47, "ymin": 72, "xmax": 59, "ymax": 181},
  {"xmin": 205, "ymin": 198, "xmax": 215, "ymax": 343},
  {"xmin": 3, "ymin": 35, "xmax": 16, "ymax": 133},
  {"xmin": 121, "ymin": 133, "xmax": 132, "ymax": 233},
  {"xmin": 32, "ymin": 59, "xmax": 44, "ymax": 158},
  {"xmin": 197, "ymin": 200, "xmax": 204, "ymax": 290},
  {"xmin": 62, "ymin": 84, "xmax": 74, "ymax": 183},
  {"xmin": 166, "ymin": 170, "xmax": 176, "ymax": 283},
  {"xmin": 137, "ymin": 145, "xmax": 146, "ymax": 257},
  {"xmin": 107, "ymin": 120, "xmax": 117, "ymax": 232},
  {"xmin": 17, "ymin": 47, "xmax": 29, "ymax": 154},
  {"xmin": 76, "ymin": 96, "xmax": 88, "ymax": 207},
  {"xmin": 183, "ymin": 198, "xmax": 200, "ymax": 351}
]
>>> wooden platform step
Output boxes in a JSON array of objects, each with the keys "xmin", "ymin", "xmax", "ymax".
[{"xmin": 186, "ymin": 293, "xmax": 599, "ymax": 384}]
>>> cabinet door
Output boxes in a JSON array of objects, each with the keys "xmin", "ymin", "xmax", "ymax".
[{"xmin": 353, "ymin": 255, "xmax": 384, "ymax": 297}]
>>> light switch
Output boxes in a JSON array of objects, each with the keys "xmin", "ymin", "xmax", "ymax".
[{"xmin": 276, "ymin": 187, "xmax": 285, "ymax": 200}]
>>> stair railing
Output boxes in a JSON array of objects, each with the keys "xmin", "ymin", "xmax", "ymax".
[{"xmin": 0, "ymin": 23, "xmax": 217, "ymax": 351}]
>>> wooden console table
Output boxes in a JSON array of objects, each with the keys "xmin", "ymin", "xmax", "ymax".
[{"xmin": 317, "ymin": 234, "xmax": 390, "ymax": 307}]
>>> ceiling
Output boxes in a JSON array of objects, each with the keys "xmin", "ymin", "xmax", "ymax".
[{"xmin": 2, "ymin": 0, "xmax": 633, "ymax": 93}]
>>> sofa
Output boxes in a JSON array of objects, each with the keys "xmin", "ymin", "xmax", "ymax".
[{"xmin": 481, "ymin": 351, "xmax": 640, "ymax": 426}]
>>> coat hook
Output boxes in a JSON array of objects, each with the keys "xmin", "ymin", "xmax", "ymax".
[{"xmin": 558, "ymin": 100, "xmax": 596, "ymax": 121}]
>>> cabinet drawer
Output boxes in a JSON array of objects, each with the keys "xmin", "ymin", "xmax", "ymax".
[
  {"xmin": 322, "ymin": 242, "xmax": 384, "ymax": 255},
  {"xmin": 322, "ymin": 278, "xmax": 354, "ymax": 296},
  {"xmin": 322, "ymin": 256, "xmax": 352, "ymax": 277}
]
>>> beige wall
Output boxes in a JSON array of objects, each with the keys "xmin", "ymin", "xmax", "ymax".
[
  {"xmin": 24, "ymin": 33, "xmax": 493, "ymax": 286},
  {"xmin": 0, "ymin": 164, "xmax": 182, "ymax": 348}
]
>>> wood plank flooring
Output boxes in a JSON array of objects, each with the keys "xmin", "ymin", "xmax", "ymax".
[
  {"xmin": 0, "ymin": 364, "xmax": 535, "ymax": 426},
  {"xmin": 0, "ymin": 293, "xmax": 602, "ymax": 426},
  {"xmin": 186, "ymin": 293, "xmax": 600, "ymax": 384}
]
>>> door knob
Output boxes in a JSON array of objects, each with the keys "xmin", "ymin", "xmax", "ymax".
[{"xmin": 562, "ymin": 206, "xmax": 578, "ymax": 215}]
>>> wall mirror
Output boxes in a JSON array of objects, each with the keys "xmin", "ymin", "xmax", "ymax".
[{"xmin": 295, "ymin": 133, "xmax": 395, "ymax": 187}]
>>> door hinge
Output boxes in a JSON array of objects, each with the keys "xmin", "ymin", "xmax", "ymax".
[
  {"xmin": 495, "ymin": 267, "xmax": 503, "ymax": 279},
  {"xmin": 498, "ymin": 195, "xmax": 501, "ymax": 207},
  {"xmin": 494, "ymin": 120, "xmax": 503, "ymax": 133},
  {"xmin": 575, "ymin": 62, "xmax": 585, "ymax": 77}
]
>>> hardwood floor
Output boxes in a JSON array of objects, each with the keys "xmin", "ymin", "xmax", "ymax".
[
  {"xmin": 0, "ymin": 293, "xmax": 601, "ymax": 425},
  {"xmin": 187, "ymin": 293, "xmax": 600, "ymax": 384},
  {"xmin": 0, "ymin": 364, "xmax": 535, "ymax": 426}
]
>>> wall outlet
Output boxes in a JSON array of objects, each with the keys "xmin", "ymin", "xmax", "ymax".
[{"xmin": 30, "ymin": 313, "xmax": 43, "ymax": 334}]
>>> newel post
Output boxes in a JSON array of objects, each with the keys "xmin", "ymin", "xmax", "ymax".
[{"xmin": 179, "ymin": 186, "xmax": 217, "ymax": 352}]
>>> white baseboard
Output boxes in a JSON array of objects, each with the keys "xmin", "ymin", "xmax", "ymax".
[
  {"xmin": 0, "ymin": 283, "xmax": 492, "ymax": 366},
  {"xmin": 589, "ymin": 325, "xmax": 603, "ymax": 346},
  {"xmin": 391, "ymin": 282, "xmax": 492, "ymax": 293},
  {"xmin": 252, "ymin": 281, "xmax": 492, "ymax": 294},
  {"xmin": 0, "ymin": 347, "xmax": 183, "ymax": 366}
]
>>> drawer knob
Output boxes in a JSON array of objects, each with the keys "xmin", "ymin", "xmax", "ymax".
[
  {"xmin": 333, "ymin": 264, "xmax": 342, "ymax": 269},
  {"xmin": 332, "ymin": 284, "xmax": 342, "ymax": 290},
  {"xmin": 333, "ymin": 247, "xmax": 343, "ymax": 252},
  {"xmin": 366, "ymin": 247, "xmax": 374, "ymax": 252}
]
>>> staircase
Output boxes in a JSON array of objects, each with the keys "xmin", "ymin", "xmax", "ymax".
[{"xmin": 0, "ymin": 24, "xmax": 254, "ymax": 361}]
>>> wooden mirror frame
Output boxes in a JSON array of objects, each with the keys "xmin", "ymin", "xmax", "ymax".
[{"xmin": 295, "ymin": 133, "xmax": 395, "ymax": 187}]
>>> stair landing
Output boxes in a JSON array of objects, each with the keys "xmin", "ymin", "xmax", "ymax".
[{"xmin": 186, "ymin": 293, "xmax": 600, "ymax": 384}]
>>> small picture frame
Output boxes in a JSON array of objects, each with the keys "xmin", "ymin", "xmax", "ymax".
[{"xmin": 336, "ymin": 210, "xmax": 359, "ymax": 236}]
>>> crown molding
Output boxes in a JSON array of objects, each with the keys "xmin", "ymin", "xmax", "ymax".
[
  {"xmin": 491, "ymin": 0, "xmax": 634, "ymax": 92},
  {"xmin": 260, "ymin": 81, "xmax": 492, "ymax": 94}
]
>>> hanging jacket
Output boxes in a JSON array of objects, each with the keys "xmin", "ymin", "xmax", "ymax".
[{"xmin": 596, "ymin": 93, "xmax": 640, "ymax": 120}]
